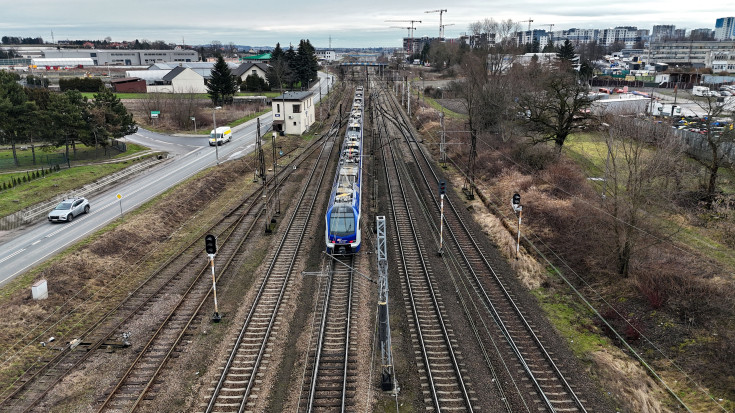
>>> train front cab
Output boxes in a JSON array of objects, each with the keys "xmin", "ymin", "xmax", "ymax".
[{"xmin": 326, "ymin": 204, "xmax": 361, "ymax": 254}]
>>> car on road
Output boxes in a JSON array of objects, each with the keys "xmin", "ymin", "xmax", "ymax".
[{"xmin": 48, "ymin": 197, "xmax": 90, "ymax": 222}]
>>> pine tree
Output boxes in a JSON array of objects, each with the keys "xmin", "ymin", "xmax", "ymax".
[
  {"xmin": 284, "ymin": 45, "xmax": 298, "ymax": 88},
  {"xmin": 207, "ymin": 55, "xmax": 238, "ymax": 105},
  {"xmin": 557, "ymin": 40, "xmax": 576, "ymax": 65},
  {"xmin": 267, "ymin": 43, "xmax": 288, "ymax": 91}
]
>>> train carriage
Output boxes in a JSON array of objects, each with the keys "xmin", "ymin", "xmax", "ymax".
[{"xmin": 326, "ymin": 87, "xmax": 364, "ymax": 254}]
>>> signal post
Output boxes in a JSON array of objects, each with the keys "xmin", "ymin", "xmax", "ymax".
[
  {"xmin": 511, "ymin": 193, "xmax": 522, "ymax": 260},
  {"xmin": 205, "ymin": 234, "xmax": 222, "ymax": 322},
  {"xmin": 438, "ymin": 180, "xmax": 446, "ymax": 255}
]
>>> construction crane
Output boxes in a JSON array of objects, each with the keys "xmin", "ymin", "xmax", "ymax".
[
  {"xmin": 540, "ymin": 23, "xmax": 555, "ymax": 47},
  {"xmin": 425, "ymin": 9, "xmax": 448, "ymax": 39},
  {"xmin": 385, "ymin": 19, "xmax": 422, "ymax": 53},
  {"xmin": 440, "ymin": 23, "xmax": 455, "ymax": 40},
  {"xmin": 390, "ymin": 26, "xmax": 413, "ymax": 39},
  {"xmin": 517, "ymin": 18, "xmax": 533, "ymax": 44}
]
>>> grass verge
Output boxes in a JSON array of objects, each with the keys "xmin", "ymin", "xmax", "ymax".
[
  {"xmin": 421, "ymin": 95, "xmax": 467, "ymax": 120},
  {"xmin": 0, "ymin": 154, "xmax": 152, "ymax": 217}
]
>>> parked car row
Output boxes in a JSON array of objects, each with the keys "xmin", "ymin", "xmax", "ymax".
[{"xmin": 672, "ymin": 116, "xmax": 733, "ymax": 136}]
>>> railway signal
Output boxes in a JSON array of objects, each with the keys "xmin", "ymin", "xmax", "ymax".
[
  {"xmin": 204, "ymin": 234, "xmax": 221, "ymax": 322},
  {"xmin": 205, "ymin": 234, "xmax": 217, "ymax": 254},
  {"xmin": 511, "ymin": 193, "xmax": 522, "ymax": 260},
  {"xmin": 438, "ymin": 181, "xmax": 446, "ymax": 255}
]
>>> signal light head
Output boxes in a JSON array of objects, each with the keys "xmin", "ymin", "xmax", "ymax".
[{"xmin": 205, "ymin": 234, "xmax": 217, "ymax": 254}]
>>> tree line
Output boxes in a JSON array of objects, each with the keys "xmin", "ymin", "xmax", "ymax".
[
  {"xmin": 206, "ymin": 39, "xmax": 319, "ymax": 106},
  {"xmin": 2, "ymin": 36, "xmax": 44, "ymax": 45},
  {"xmin": 0, "ymin": 71, "xmax": 137, "ymax": 167}
]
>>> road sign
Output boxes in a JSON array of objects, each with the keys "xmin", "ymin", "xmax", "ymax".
[
  {"xmin": 151, "ymin": 111, "xmax": 160, "ymax": 115},
  {"xmin": 116, "ymin": 193, "xmax": 122, "ymax": 199}
]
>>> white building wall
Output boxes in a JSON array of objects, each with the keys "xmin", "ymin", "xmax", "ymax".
[
  {"xmin": 171, "ymin": 69, "xmax": 206, "ymax": 93},
  {"xmin": 272, "ymin": 95, "xmax": 315, "ymax": 135}
]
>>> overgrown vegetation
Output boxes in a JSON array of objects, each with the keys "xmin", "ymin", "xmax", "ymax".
[{"xmin": 411, "ymin": 20, "xmax": 735, "ymax": 410}]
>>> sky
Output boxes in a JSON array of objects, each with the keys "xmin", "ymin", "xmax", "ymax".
[{"xmin": 0, "ymin": 0, "xmax": 732, "ymax": 49}]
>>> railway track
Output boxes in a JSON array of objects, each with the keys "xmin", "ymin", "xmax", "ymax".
[
  {"xmin": 204, "ymin": 120, "xmax": 338, "ymax": 413},
  {"xmin": 0, "ymin": 123, "xmax": 333, "ymax": 413},
  {"xmin": 376, "ymin": 87, "xmax": 476, "ymax": 412},
  {"xmin": 380, "ymin": 80, "xmax": 589, "ymax": 412},
  {"xmin": 298, "ymin": 255, "xmax": 356, "ymax": 412}
]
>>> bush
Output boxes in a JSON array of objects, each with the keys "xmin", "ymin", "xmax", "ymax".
[
  {"xmin": 241, "ymin": 74, "xmax": 270, "ymax": 92},
  {"xmin": 511, "ymin": 141, "xmax": 556, "ymax": 171},
  {"xmin": 59, "ymin": 77, "xmax": 105, "ymax": 92}
]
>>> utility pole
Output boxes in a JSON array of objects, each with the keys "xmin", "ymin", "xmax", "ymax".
[
  {"xmin": 439, "ymin": 112, "xmax": 447, "ymax": 168},
  {"xmin": 376, "ymin": 216, "xmax": 396, "ymax": 393},
  {"xmin": 255, "ymin": 118, "xmax": 265, "ymax": 184},
  {"xmin": 438, "ymin": 181, "xmax": 446, "ymax": 255},
  {"xmin": 463, "ymin": 122, "xmax": 476, "ymax": 200},
  {"xmin": 425, "ymin": 9, "xmax": 448, "ymax": 39},
  {"xmin": 272, "ymin": 132, "xmax": 280, "ymax": 215}
]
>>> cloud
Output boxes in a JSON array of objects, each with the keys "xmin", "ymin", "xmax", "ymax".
[{"xmin": 0, "ymin": 0, "xmax": 731, "ymax": 47}]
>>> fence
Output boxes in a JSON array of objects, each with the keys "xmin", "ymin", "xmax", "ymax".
[
  {"xmin": 0, "ymin": 155, "xmax": 160, "ymax": 231},
  {"xmin": 0, "ymin": 140, "xmax": 127, "ymax": 172},
  {"xmin": 630, "ymin": 117, "xmax": 735, "ymax": 166}
]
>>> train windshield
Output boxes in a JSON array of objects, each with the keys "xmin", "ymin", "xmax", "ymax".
[{"xmin": 329, "ymin": 206, "xmax": 355, "ymax": 237}]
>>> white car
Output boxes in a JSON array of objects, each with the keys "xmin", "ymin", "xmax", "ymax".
[{"xmin": 48, "ymin": 197, "xmax": 90, "ymax": 222}]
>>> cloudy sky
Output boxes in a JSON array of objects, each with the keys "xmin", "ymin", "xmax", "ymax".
[{"xmin": 0, "ymin": 0, "xmax": 731, "ymax": 48}]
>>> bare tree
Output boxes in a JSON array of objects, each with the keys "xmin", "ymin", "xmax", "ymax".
[
  {"xmin": 603, "ymin": 115, "xmax": 684, "ymax": 276},
  {"xmin": 467, "ymin": 18, "xmax": 521, "ymax": 75},
  {"xmin": 517, "ymin": 68, "xmax": 593, "ymax": 150},
  {"xmin": 689, "ymin": 93, "xmax": 735, "ymax": 205}
]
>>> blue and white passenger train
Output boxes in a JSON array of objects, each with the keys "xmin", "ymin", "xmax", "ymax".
[{"xmin": 325, "ymin": 87, "xmax": 364, "ymax": 254}]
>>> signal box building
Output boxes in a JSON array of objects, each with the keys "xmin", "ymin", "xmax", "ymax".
[{"xmin": 272, "ymin": 91, "xmax": 315, "ymax": 135}]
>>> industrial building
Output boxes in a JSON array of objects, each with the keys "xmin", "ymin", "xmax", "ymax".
[{"xmin": 42, "ymin": 49, "xmax": 198, "ymax": 66}]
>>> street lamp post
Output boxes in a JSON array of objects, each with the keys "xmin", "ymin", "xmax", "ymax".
[{"xmin": 212, "ymin": 106, "xmax": 222, "ymax": 165}]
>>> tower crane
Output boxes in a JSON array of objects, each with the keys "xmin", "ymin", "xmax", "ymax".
[
  {"xmin": 425, "ymin": 9, "xmax": 448, "ymax": 39},
  {"xmin": 440, "ymin": 23, "xmax": 455, "ymax": 40},
  {"xmin": 517, "ymin": 18, "xmax": 533, "ymax": 44},
  {"xmin": 540, "ymin": 23, "xmax": 555, "ymax": 47},
  {"xmin": 385, "ymin": 19, "xmax": 422, "ymax": 53},
  {"xmin": 390, "ymin": 26, "xmax": 413, "ymax": 39}
]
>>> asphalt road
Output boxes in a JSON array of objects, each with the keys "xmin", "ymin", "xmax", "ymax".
[{"xmin": 0, "ymin": 73, "xmax": 333, "ymax": 286}]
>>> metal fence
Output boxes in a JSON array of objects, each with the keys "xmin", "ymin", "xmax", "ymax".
[
  {"xmin": 0, "ymin": 140, "xmax": 127, "ymax": 172},
  {"xmin": 630, "ymin": 117, "xmax": 735, "ymax": 166}
]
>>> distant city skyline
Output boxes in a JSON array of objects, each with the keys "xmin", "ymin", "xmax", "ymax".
[{"xmin": 0, "ymin": 1, "xmax": 731, "ymax": 48}]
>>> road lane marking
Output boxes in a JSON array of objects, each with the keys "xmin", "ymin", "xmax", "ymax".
[{"xmin": 0, "ymin": 248, "xmax": 26, "ymax": 264}]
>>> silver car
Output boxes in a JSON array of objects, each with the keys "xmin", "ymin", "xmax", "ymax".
[{"xmin": 48, "ymin": 197, "xmax": 90, "ymax": 222}]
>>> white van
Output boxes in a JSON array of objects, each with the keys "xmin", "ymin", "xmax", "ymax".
[
  {"xmin": 209, "ymin": 127, "xmax": 232, "ymax": 146},
  {"xmin": 692, "ymin": 86, "xmax": 710, "ymax": 97}
]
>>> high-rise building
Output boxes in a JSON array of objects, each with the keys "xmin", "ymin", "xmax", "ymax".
[
  {"xmin": 652, "ymin": 24, "xmax": 675, "ymax": 40},
  {"xmin": 715, "ymin": 17, "xmax": 735, "ymax": 40},
  {"xmin": 691, "ymin": 28, "xmax": 714, "ymax": 40}
]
